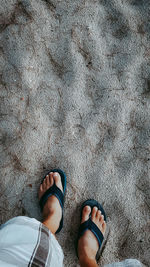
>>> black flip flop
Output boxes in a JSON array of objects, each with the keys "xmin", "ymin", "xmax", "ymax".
[
  {"xmin": 77, "ymin": 199, "xmax": 108, "ymax": 261},
  {"xmin": 39, "ymin": 168, "xmax": 67, "ymax": 234}
]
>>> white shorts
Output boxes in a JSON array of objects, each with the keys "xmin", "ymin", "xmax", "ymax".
[
  {"xmin": 0, "ymin": 216, "xmax": 143, "ymax": 267},
  {"xmin": 0, "ymin": 216, "xmax": 64, "ymax": 267}
]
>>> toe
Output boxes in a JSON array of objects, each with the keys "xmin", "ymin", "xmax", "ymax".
[
  {"xmin": 99, "ymin": 214, "xmax": 104, "ymax": 223},
  {"xmin": 42, "ymin": 178, "xmax": 47, "ymax": 190},
  {"xmin": 96, "ymin": 210, "xmax": 101, "ymax": 219},
  {"xmin": 53, "ymin": 172, "xmax": 60, "ymax": 182},
  {"xmin": 40, "ymin": 184, "xmax": 43, "ymax": 192},
  {"xmin": 53, "ymin": 172, "xmax": 63, "ymax": 192},
  {"xmin": 38, "ymin": 184, "xmax": 43, "ymax": 198},
  {"xmin": 49, "ymin": 172, "xmax": 54, "ymax": 186},
  {"xmin": 81, "ymin": 206, "xmax": 91, "ymax": 223},
  {"xmin": 45, "ymin": 175, "xmax": 50, "ymax": 188},
  {"xmin": 102, "ymin": 221, "xmax": 106, "ymax": 234},
  {"xmin": 91, "ymin": 206, "xmax": 98, "ymax": 220}
]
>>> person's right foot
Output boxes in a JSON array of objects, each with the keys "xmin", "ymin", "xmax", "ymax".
[
  {"xmin": 38, "ymin": 172, "xmax": 63, "ymax": 234},
  {"xmin": 78, "ymin": 205, "xmax": 106, "ymax": 261}
]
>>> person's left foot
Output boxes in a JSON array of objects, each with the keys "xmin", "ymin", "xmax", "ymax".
[
  {"xmin": 38, "ymin": 172, "xmax": 63, "ymax": 234},
  {"xmin": 78, "ymin": 205, "xmax": 106, "ymax": 262}
]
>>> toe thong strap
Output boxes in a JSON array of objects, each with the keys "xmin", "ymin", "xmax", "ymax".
[
  {"xmin": 78, "ymin": 218, "xmax": 104, "ymax": 248},
  {"xmin": 39, "ymin": 183, "xmax": 64, "ymax": 211}
]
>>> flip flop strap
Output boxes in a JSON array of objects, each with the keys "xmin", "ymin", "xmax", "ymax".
[
  {"xmin": 78, "ymin": 218, "xmax": 104, "ymax": 248},
  {"xmin": 39, "ymin": 183, "xmax": 64, "ymax": 211}
]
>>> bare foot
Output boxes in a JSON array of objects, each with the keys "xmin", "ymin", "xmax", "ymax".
[
  {"xmin": 78, "ymin": 205, "xmax": 106, "ymax": 263},
  {"xmin": 38, "ymin": 172, "xmax": 63, "ymax": 234}
]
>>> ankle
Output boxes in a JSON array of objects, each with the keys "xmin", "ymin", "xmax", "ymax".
[
  {"xmin": 42, "ymin": 201, "xmax": 62, "ymax": 222},
  {"xmin": 42, "ymin": 217, "xmax": 58, "ymax": 234},
  {"xmin": 79, "ymin": 256, "xmax": 98, "ymax": 267},
  {"xmin": 78, "ymin": 243, "xmax": 97, "ymax": 263},
  {"xmin": 42, "ymin": 210, "xmax": 61, "ymax": 234},
  {"xmin": 42, "ymin": 206, "xmax": 56, "ymax": 219}
]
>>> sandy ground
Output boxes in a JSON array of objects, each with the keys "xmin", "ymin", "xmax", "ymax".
[{"xmin": 0, "ymin": 0, "xmax": 150, "ymax": 266}]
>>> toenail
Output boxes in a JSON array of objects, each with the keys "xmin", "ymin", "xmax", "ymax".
[{"xmin": 54, "ymin": 172, "xmax": 59, "ymax": 177}]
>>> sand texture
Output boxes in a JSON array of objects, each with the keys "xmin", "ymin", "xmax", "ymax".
[{"xmin": 0, "ymin": 0, "xmax": 150, "ymax": 266}]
